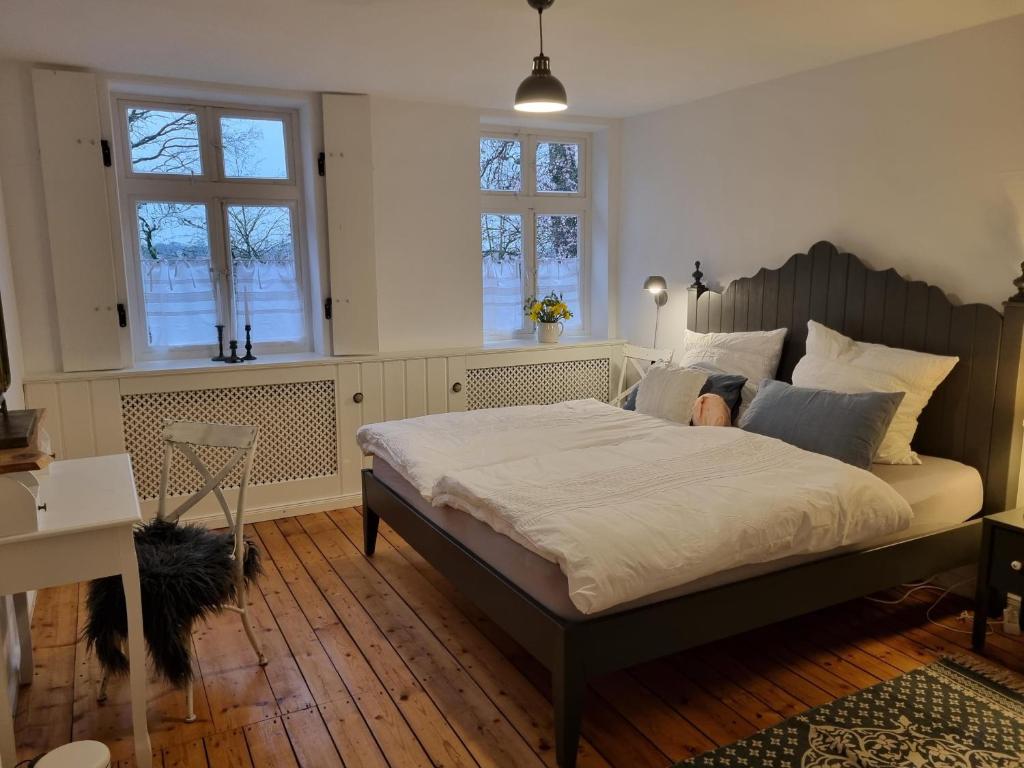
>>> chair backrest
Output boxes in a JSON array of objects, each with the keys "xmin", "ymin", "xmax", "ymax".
[
  {"xmin": 611, "ymin": 344, "xmax": 674, "ymax": 407},
  {"xmin": 157, "ymin": 421, "xmax": 259, "ymax": 543}
]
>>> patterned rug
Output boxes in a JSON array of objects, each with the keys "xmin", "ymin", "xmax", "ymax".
[{"xmin": 678, "ymin": 657, "xmax": 1024, "ymax": 767}]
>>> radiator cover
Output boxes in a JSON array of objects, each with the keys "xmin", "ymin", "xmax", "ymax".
[
  {"xmin": 121, "ymin": 380, "xmax": 338, "ymax": 500},
  {"xmin": 466, "ymin": 358, "xmax": 610, "ymax": 410}
]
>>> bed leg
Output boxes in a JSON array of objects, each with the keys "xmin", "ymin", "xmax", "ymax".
[
  {"xmin": 363, "ymin": 507, "xmax": 380, "ymax": 556},
  {"xmin": 553, "ymin": 633, "xmax": 584, "ymax": 768}
]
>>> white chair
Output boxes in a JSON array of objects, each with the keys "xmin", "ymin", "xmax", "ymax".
[
  {"xmin": 98, "ymin": 420, "xmax": 266, "ymax": 723},
  {"xmin": 611, "ymin": 343, "xmax": 674, "ymax": 407}
]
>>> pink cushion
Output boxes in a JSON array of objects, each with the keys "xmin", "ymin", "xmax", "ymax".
[{"xmin": 691, "ymin": 393, "xmax": 731, "ymax": 427}]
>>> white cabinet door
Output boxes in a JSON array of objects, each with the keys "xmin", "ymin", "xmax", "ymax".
[
  {"xmin": 358, "ymin": 361, "xmax": 384, "ymax": 469},
  {"xmin": 337, "ymin": 363, "xmax": 363, "ymax": 496},
  {"xmin": 447, "ymin": 356, "xmax": 468, "ymax": 412}
]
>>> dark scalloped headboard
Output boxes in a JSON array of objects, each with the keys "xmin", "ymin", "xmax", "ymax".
[{"xmin": 686, "ymin": 240, "xmax": 1024, "ymax": 514}]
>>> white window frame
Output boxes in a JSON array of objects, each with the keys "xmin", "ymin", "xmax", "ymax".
[
  {"xmin": 481, "ymin": 128, "xmax": 589, "ymax": 339},
  {"xmin": 113, "ymin": 94, "xmax": 310, "ymax": 361}
]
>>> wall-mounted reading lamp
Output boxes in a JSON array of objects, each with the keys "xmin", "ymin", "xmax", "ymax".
[{"xmin": 643, "ymin": 275, "xmax": 668, "ymax": 347}]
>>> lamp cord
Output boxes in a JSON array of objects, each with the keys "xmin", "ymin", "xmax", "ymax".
[
  {"xmin": 538, "ymin": 9, "xmax": 544, "ymax": 55},
  {"xmin": 653, "ymin": 302, "xmax": 661, "ymax": 348}
]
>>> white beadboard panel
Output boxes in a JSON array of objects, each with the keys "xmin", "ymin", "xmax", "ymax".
[
  {"xmin": 337, "ymin": 363, "xmax": 363, "ymax": 496},
  {"xmin": 23, "ymin": 381, "xmax": 64, "ymax": 459},
  {"xmin": 447, "ymin": 355, "xmax": 468, "ymax": 412},
  {"xmin": 55, "ymin": 380, "xmax": 96, "ymax": 459},
  {"xmin": 382, "ymin": 360, "xmax": 405, "ymax": 421},
  {"xmin": 322, "ymin": 93, "xmax": 379, "ymax": 355},
  {"xmin": 404, "ymin": 358, "xmax": 427, "ymax": 418},
  {"xmin": 426, "ymin": 357, "xmax": 448, "ymax": 415},
  {"xmin": 31, "ymin": 68, "xmax": 123, "ymax": 372},
  {"xmin": 90, "ymin": 379, "xmax": 126, "ymax": 456},
  {"xmin": 359, "ymin": 361, "xmax": 384, "ymax": 469}
]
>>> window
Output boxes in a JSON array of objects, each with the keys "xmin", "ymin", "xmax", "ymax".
[
  {"xmin": 115, "ymin": 98, "xmax": 308, "ymax": 358},
  {"xmin": 480, "ymin": 130, "xmax": 587, "ymax": 338}
]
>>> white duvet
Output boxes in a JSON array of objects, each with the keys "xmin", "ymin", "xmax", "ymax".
[
  {"xmin": 358, "ymin": 401, "xmax": 913, "ymax": 615},
  {"xmin": 433, "ymin": 427, "xmax": 913, "ymax": 614},
  {"xmin": 356, "ymin": 399, "xmax": 680, "ymax": 498}
]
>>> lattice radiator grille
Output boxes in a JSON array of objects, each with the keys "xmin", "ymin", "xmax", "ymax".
[
  {"xmin": 467, "ymin": 358, "xmax": 610, "ymax": 410},
  {"xmin": 121, "ymin": 380, "xmax": 337, "ymax": 500}
]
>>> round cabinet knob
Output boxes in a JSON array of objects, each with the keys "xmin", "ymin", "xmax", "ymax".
[
  {"xmin": 353, "ymin": 392, "xmax": 364, "ymax": 404},
  {"xmin": 1012, "ymin": 560, "xmax": 1022, "ymax": 572},
  {"xmin": 451, "ymin": 382, "xmax": 463, "ymax": 393}
]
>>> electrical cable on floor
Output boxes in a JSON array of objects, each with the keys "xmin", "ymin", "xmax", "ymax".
[
  {"xmin": 864, "ymin": 583, "xmax": 946, "ymax": 605},
  {"xmin": 865, "ymin": 574, "xmax": 1002, "ymax": 636},
  {"xmin": 924, "ymin": 576, "xmax": 991, "ymax": 636}
]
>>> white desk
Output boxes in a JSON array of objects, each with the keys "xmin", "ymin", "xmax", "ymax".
[{"xmin": 0, "ymin": 455, "xmax": 151, "ymax": 768}]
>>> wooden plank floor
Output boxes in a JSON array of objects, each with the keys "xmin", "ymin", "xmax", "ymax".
[{"xmin": 13, "ymin": 508, "xmax": 1024, "ymax": 767}]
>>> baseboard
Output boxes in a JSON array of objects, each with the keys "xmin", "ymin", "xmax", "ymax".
[{"xmin": 181, "ymin": 491, "xmax": 363, "ymax": 529}]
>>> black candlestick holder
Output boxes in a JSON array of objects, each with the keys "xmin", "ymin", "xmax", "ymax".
[
  {"xmin": 212, "ymin": 324, "xmax": 227, "ymax": 361},
  {"xmin": 226, "ymin": 339, "xmax": 242, "ymax": 363},
  {"xmin": 242, "ymin": 324, "xmax": 257, "ymax": 361}
]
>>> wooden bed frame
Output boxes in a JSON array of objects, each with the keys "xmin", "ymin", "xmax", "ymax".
[{"xmin": 361, "ymin": 240, "xmax": 1024, "ymax": 768}]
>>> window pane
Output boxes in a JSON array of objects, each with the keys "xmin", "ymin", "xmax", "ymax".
[
  {"xmin": 480, "ymin": 138, "xmax": 521, "ymax": 192},
  {"xmin": 221, "ymin": 116, "xmax": 288, "ymax": 179},
  {"xmin": 536, "ymin": 214, "xmax": 581, "ymax": 329},
  {"xmin": 481, "ymin": 213, "xmax": 523, "ymax": 335},
  {"xmin": 126, "ymin": 108, "xmax": 202, "ymax": 175},
  {"xmin": 228, "ymin": 205, "xmax": 304, "ymax": 343},
  {"xmin": 536, "ymin": 141, "xmax": 579, "ymax": 193},
  {"xmin": 136, "ymin": 202, "xmax": 215, "ymax": 347}
]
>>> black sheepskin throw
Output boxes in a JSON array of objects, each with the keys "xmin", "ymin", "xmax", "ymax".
[{"xmin": 85, "ymin": 518, "xmax": 262, "ymax": 687}]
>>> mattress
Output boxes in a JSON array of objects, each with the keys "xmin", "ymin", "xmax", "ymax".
[{"xmin": 372, "ymin": 454, "xmax": 982, "ymax": 620}]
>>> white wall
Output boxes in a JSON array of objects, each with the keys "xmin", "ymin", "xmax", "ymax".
[
  {"xmin": 619, "ymin": 15, "xmax": 1024, "ymax": 353},
  {"xmin": 370, "ymin": 98, "xmax": 482, "ymax": 352}
]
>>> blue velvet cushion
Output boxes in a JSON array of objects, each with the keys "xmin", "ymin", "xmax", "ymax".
[
  {"xmin": 623, "ymin": 365, "xmax": 746, "ymax": 418},
  {"xmin": 738, "ymin": 379, "xmax": 904, "ymax": 469}
]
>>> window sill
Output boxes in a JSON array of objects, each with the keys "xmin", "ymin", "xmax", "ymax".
[{"xmin": 24, "ymin": 337, "xmax": 625, "ymax": 384}]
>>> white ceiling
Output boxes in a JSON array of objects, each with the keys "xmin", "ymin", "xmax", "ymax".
[{"xmin": 1, "ymin": 0, "xmax": 1022, "ymax": 117}]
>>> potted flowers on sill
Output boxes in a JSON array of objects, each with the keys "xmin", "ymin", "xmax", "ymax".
[{"xmin": 525, "ymin": 292, "xmax": 573, "ymax": 344}]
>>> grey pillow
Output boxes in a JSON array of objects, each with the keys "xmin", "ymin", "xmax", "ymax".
[{"xmin": 738, "ymin": 379, "xmax": 904, "ymax": 469}]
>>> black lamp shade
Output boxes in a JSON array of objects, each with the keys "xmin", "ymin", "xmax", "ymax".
[{"xmin": 515, "ymin": 55, "xmax": 568, "ymax": 113}]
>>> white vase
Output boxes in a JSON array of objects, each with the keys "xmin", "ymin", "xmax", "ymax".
[{"xmin": 537, "ymin": 321, "xmax": 563, "ymax": 343}]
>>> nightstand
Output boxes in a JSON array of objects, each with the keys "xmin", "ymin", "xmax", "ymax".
[{"xmin": 973, "ymin": 509, "xmax": 1024, "ymax": 651}]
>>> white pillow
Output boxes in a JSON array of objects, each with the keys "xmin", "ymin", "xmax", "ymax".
[
  {"xmin": 635, "ymin": 364, "xmax": 708, "ymax": 424},
  {"xmin": 791, "ymin": 320, "xmax": 958, "ymax": 465},
  {"xmin": 676, "ymin": 328, "xmax": 788, "ymax": 415}
]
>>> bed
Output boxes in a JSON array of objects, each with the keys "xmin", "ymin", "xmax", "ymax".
[{"xmin": 360, "ymin": 240, "xmax": 1024, "ymax": 768}]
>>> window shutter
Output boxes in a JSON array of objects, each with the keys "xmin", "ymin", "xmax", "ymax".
[
  {"xmin": 322, "ymin": 93, "xmax": 379, "ymax": 355},
  {"xmin": 32, "ymin": 68, "xmax": 123, "ymax": 372}
]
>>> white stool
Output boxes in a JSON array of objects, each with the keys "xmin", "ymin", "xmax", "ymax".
[{"xmin": 35, "ymin": 741, "xmax": 111, "ymax": 768}]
